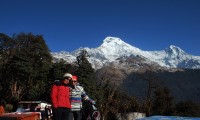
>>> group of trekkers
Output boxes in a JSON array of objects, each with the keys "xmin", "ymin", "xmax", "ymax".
[{"xmin": 51, "ymin": 73, "xmax": 100, "ymax": 120}]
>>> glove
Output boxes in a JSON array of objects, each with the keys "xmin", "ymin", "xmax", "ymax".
[
  {"xmin": 89, "ymin": 99, "xmax": 96, "ymax": 104},
  {"xmin": 81, "ymin": 94, "xmax": 89, "ymax": 100}
]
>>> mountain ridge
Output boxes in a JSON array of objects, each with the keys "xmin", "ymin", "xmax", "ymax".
[{"xmin": 52, "ymin": 37, "xmax": 200, "ymax": 69}]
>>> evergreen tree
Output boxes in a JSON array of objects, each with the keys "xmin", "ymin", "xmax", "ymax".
[
  {"xmin": 76, "ymin": 49, "xmax": 96, "ymax": 99},
  {"xmin": 49, "ymin": 59, "xmax": 68, "ymax": 80},
  {"xmin": 0, "ymin": 33, "xmax": 15, "ymax": 99},
  {"xmin": 5, "ymin": 54, "xmax": 34, "ymax": 101},
  {"xmin": 48, "ymin": 59, "xmax": 78, "ymax": 80},
  {"xmin": 0, "ymin": 33, "xmax": 52, "ymax": 103}
]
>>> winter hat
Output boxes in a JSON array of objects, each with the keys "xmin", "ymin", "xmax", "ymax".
[
  {"xmin": 63, "ymin": 73, "xmax": 72, "ymax": 78},
  {"xmin": 72, "ymin": 76, "xmax": 78, "ymax": 81}
]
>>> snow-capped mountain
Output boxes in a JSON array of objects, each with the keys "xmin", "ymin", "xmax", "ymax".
[{"xmin": 52, "ymin": 37, "xmax": 200, "ymax": 69}]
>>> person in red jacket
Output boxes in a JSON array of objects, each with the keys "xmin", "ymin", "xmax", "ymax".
[
  {"xmin": 51, "ymin": 73, "xmax": 73, "ymax": 120},
  {"xmin": 0, "ymin": 105, "xmax": 5, "ymax": 115}
]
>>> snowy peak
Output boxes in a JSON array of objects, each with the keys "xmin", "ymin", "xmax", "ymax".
[
  {"xmin": 102, "ymin": 37, "xmax": 125, "ymax": 45},
  {"xmin": 165, "ymin": 45, "xmax": 186, "ymax": 56},
  {"xmin": 162, "ymin": 45, "xmax": 191, "ymax": 64},
  {"xmin": 98, "ymin": 37, "xmax": 142, "ymax": 57},
  {"xmin": 100, "ymin": 37, "xmax": 133, "ymax": 49},
  {"xmin": 103, "ymin": 37, "xmax": 120, "ymax": 43}
]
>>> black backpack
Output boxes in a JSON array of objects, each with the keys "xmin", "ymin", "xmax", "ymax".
[{"xmin": 81, "ymin": 100, "xmax": 100, "ymax": 120}]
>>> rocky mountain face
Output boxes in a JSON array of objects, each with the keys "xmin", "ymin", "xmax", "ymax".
[{"xmin": 52, "ymin": 37, "xmax": 200, "ymax": 70}]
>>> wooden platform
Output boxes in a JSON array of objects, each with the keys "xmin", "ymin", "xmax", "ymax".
[{"xmin": 0, "ymin": 112, "xmax": 40, "ymax": 120}]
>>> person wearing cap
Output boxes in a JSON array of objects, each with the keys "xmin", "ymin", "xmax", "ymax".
[
  {"xmin": 51, "ymin": 73, "xmax": 73, "ymax": 120},
  {"xmin": 70, "ymin": 75, "xmax": 89, "ymax": 120}
]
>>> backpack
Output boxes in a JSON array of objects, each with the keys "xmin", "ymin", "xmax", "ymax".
[{"xmin": 81, "ymin": 100, "xmax": 100, "ymax": 120}]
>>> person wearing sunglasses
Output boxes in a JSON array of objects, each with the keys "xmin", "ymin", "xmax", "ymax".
[
  {"xmin": 51, "ymin": 73, "xmax": 73, "ymax": 120},
  {"xmin": 70, "ymin": 75, "xmax": 89, "ymax": 120}
]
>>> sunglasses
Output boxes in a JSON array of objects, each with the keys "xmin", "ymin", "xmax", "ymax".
[{"xmin": 71, "ymin": 81, "xmax": 77, "ymax": 83}]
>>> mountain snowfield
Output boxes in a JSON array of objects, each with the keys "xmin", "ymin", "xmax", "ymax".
[{"xmin": 52, "ymin": 37, "xmax": 200, "ymax": 69}]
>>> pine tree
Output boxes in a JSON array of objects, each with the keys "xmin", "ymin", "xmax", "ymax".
[
  {"xmin": 0, "ymin": 33, "xmax": 15, "ymax": 99},
  {"xmin": 76, "ymin": 49, "xmax": 97, "ymax": 99}
]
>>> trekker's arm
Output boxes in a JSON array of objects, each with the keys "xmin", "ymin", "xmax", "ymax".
[
  {"xmin": 77, "ymin": 86, "xmax": 88, "ymax": 100},
  {"xmin": 80, "ymin": 87, "xmax": 96, "ymax": 104}
]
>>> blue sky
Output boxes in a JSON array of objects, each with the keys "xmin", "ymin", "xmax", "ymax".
[{"xmin": 0, "ymin": 0, "xmax": 200, "ymax": 55}]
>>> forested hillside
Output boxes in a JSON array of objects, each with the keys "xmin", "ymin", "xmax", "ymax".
[{"xmin": 122, "ymin": 69, "xmax": 200, "ymax": 104}]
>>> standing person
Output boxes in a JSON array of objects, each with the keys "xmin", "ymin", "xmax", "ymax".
[
  {"xmin": 0, "ymin": 103, "xmax": 5, "ymax": 115},
  {"xmin": 70, "ymin": 75, "xmax": 89, "ymax": 120},
  {"xmin": 51, "ymin": 73, "xmax": 73, "ymax": 120}
]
